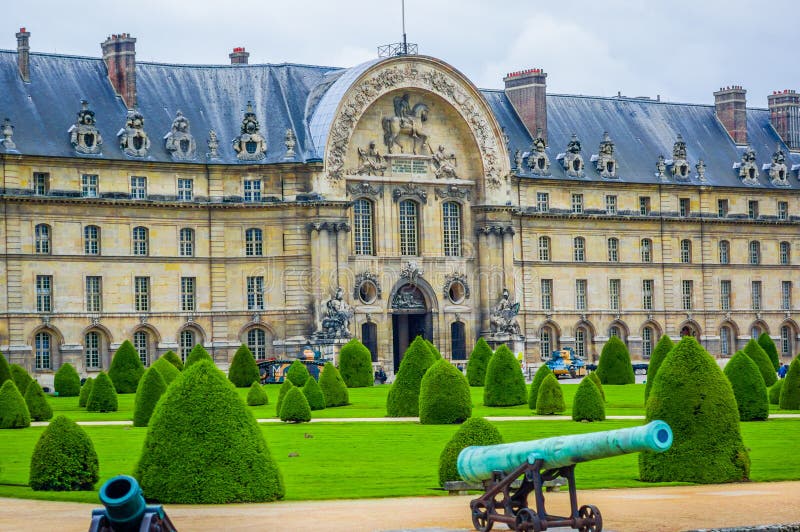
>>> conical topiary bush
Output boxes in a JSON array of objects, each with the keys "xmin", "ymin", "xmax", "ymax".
[
  {"xmin": 161, "ymin": 350, "xmax": 184, "ymax": 371},
  {"xmin": 769, "ymin": 380, "xmax": 783, "ymax": 405},
  {"xmin": 723, "ymin": 350, "xmax": 769, "ymax": 421},
  {"xmin": 587, "ymin": 371, "xmax": 605, "ymax": 401},
  {"xmin": 438, "ymin": 417, "xmax": 503, "ymax": 486},
  {"xmin": 24, "ymin": 380, "xmax": 53, "ymax": 421},
  {"xmin": 247, "ymin": 382, "xmax": 269, "ymax": 406},
  {"xmin": 135, "ymin": 360, "xmax": 284, "ymax": 503},
  {"xmin": 151, "ymin": 357, "xmax": 181, "ymax": 386},
  {"xmin": 757, "ymin": 332, "xmax": 781, "ymax": 371},
  {"xmin": 275, "ymin": 379, "xmax": 295, "ymax": 417},
  {"xmin": 419, "ymin": 359, "xmax": 472, "ymax": 424},
  {"xmin": 596, "ymin": 335, "xmax": 635, "ymax": 385},
  {"xmin": 286, "ymin": 360, "xmax": 311, "ymax": 387},
  {"xmin": 133, "ymin": 367, "xmax": 168, "ymax": 427},
  {"xmin": 86, "ymin": 372, "xmax": 118, "ymax": 413},
  {"xmin": 279, "ymin": 386, "xmax": 311, "ymax": 422},
  {"xmin": 425, "ymin": 339, "xmax": 443, "ymax": 360},
  {"xmin": 536, "ymin": 373, "xmax": 566, "ymax": 415},
  {"xmin": 639, "ymin": 336, "xmax": 749, "ymax": 483},
  {"xmin": 644, "ymin": 335, "xmax": 674, "ymax": 403},
  {"xmin": 0, "ymin": 351, "xmax": 11, "ymax": 385},
  {"xmin": 108, "ymin": 339, "xmax": 145, "ymax": 394},
  {"xmin": 779, "ymin": 357, "xmax": 800, "ymax": 410},
  {"xmin": 572, "ymin": 376, "xmax": 605, "ymax": 421},
  {"xmin": 0, "ymin": 380, "xmax": 31, "ymax": 428},
  {"xmin": 484, "ymin": 345, "xmax": 527, "ymax": 407},
  {"xmin": 743, "ymin": 338, "xmax": 777, "ymax": 387},
  {"xmin": 319, "ymin": 362, "xmax": 349, "ymax": 407},
  {"xmin": 10, "ymin": 364, "xmax": 34, "ymax": 396},
  {"xmin": 29, "ymin": 416, "xmax": 99, "ymax": 491},
  {"xmin": 528, "ymin": 364, "xmax": 553, "ymax": 410},
  {"xmin": 228, "ymin": 344, "xmax": 260, "ymax": 388},
  {"xmin": 78, "ymin": 377, "xmax": 94, "ymax": 408},
  {"xmin": 185, "ymin": 344, "xmax": 213, "ymax": 368},
  {"xmin": 54, "ymin": 363, "xmax": 81, "ymax": 397},
  {"xmin": 466, "ymin": 338, "xmax": 493, "ymax": 387},
  {"xmin": 338, "ymin": 338, "xmax": 374, "ymax": 388},
  {"xmin": 386, "ymin": 336, "xmax": 436, "ymax": 417},
  {"xmin": 302, "ymin": 376, "xmax": 326, "ymax": 411}
]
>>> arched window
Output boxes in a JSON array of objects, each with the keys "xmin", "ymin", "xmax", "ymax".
[
  {"xmin": 640, "ymin": 238, "xmax": 652, "ymax": 263},
  {"xmin": 573, "ymin": 237, "xmax": 585, "ymax": 262},
  {"xmin": 35, "ymin": 224, "xmax": 51, "ymax": 254},
  {"xmin": 575, "ymin": 327, "xmax": 588, "ymax": 359},
  {"xmin": 780, "ymin": 241, "xmax": 791, "ymax": 265},
  {"xmin": 642, "ymin": 326, "xmax": 654, "ymax": 358},
  {"xmin": 720, "ymin": 326, "xmax": 732, "ymax": 356},
  {"xmin": 751, "ymin": 325, "xmax": 762, "ymax": 340},
  {"xmin": 749, "ymin": 241, "xmax": 760, "ymax": 265},
  {"xmin": 132, "ymin": 226, "xmax": 149, "ymax": 256},
  {"xmin": 179, "ymin": 329, "xmax": 195, "ymax": 361},
  {"xmin": 245, "ymin": 228, "xmax": 263, "ymax": 256},
  {"xmin": 179, "ymin": 228, "xmax": 195, "ymax": 257},
  {"xmin": 442, "ymin": 202, "xmax": 462, "ymax": 257},
  {"xmin": 247, "ymin": 328, "xmax": 267, "ymax": 359},
  {"xmin": 133, "ymin": 330, "xmax": 149, "ymax": 366},
  {"xmin": 607, "ymin": 237, "xmax": 619, "ymax": 262},
  {"xmin": 609, "ymin": 326, "xmax": 621, "ymax": 339},
  {"xmin": 451, "ymin": 322, "xmax": 466, "ymax": 360},
  {"xmin": 362, "ymin": 322, "xmax": 378, "ymax": 362},
  {"xmin": 680, "ymin": 239, "xmax": 692, "ymax": 263},
  {"xmin": 719, "ymin": 240, "xmax": 730, "ymax": 264},
  {"xmin": 538, "ymin": 236, "xmax": 551, "ymax": 261},
  {"xmin": 35, "ymin": 332, "xmax": 51, "ymax": 370},
  {"xmin": 353, "ymin": 199, "xmax": 375, "ymax": 256},
  {"xmin": 781, "ymin": 326, "xmax": 793, "ymax": 357},
  {"xmin": 399, "ymin": 200, "xmax": 419, "ymax": 256},
  {"xmin": 85, "ymin": 331, "xmax": 101, "ymax": 369},
  {"xmin": 84, "ymin": 225, "xmax": 100, "ymax": 255}
]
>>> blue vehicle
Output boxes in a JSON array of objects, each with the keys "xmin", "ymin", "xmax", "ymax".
[{"xmin": 545, "ymin": 346, "xmax": 586, "ymax": 378}]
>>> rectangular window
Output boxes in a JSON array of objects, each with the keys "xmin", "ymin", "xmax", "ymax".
[
  {"xmin": 399, "ymin": 201, "xmax": 419, "ymax": 256},
  {"xmin": 541, "ymin": 279, "xmax": 552, "ymax": 311},
  {"xmin": 181, "ymin": 276, "xmax": 196, "ymax": 312},
  {"xmin": 33, "ymin": 172, "xmax": 49, "ymax": 195},
  {"xmin": 718, "ymin": 198, "xmax": 729, "ymax": 217},
  {"xmin": 134, "ymin": 276, "xmax": 150, "ymax": 312},
  {"xmin": 177, "ymin": 178, "xmax": 193, "ymax": 201},
  {"xmin": 748, "ymin": 200, "xmax": 759, "ymax": 219},
  {"xmin": 538, "ymin": 237, "xmax": 550, "ymax": 261},
  {"xmin": 752, "ymin": 280, "xmax": 762, "ymax": 310},
  {"xmin": 721, "ymin": 280, "xmax": 731, "ymax": 311},
  {"xmin": 639, "ymin": 196, "xmax": 651, "ymax": 216},
  {"xmin": 130, "ymin": 176, "xmax": 147, "ymax": 199},
  {"xmin": 575, "ymin": 279, "xmax": 587, "ymax": 311},
  {"xmin": 244, "ymin": 179, "xmax": 262, "ymax": 202},
  {"xmin": 778, "ymin": 201, "xmax": 789, "ymax": 220},
  {"xmin": 641, "ymin": 239, "xmax": 652, "ymax": 263},
  {"xmin": 782, "ymin": 281, "xmax": 792, "ymax": 311},
  {"xmin": 85, "ymin": 333, "xmax": 100, "ymax": 369},
  {"xmin": 86, "ymin": 276, "xmax": 102, "ymax": 312},
  {"xmin": 609, "ymin": 279, "xmax": 620, "ymax": 310},
  {"xmin": 442, "ymin": 202, "xmax": 462, "ymax": 257},
  {"xmin": 81, "ymin": 174, "xmax": 98, "ymax": 198},
  {"xmin": 536, "ymin": 192, "xmax": 549, "ymax": 213},
  {"xmin": 682, "ymin": 280, "xmax": 693, "ymax": 311},
  {"xmin": 247, "ymin": 276, "xmax": 264, "ymax": 310},
  {"xmin": 607, "ymin": 238, "xmax": 619, "ymax": 262},
  {"xmin": 36, "ymin": 275, "xmax": 52, "ymax": 312},
  {"xmin": 642, "ymin": 279, "xmax": 654, "ymax": 311},
  {"xmin": 571, "ymin": 193, "xmax": 584, "ymax": 214},
  {"xmin": 679, "ymin": 198, "xmax": 690, "ymax": 217},
  {"xmin": 605, "ymin": 195, "xmax": 617, "ymax": 215}
]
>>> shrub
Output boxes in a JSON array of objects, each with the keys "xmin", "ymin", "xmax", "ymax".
[
  {"xmin": 528, "ymin": 364, "xmax": 553, "ymax": 410},
  {"xmin": 757, "ymin": 332, "xmax": 781, "ymax": 371},
  {"xmin": 302, "ymin": 376, "xmax": 326, "ymax": 411},
  {"xmin": 779, "ymin": 357, "xmax": 800, "ymax": 410},
  {"xmin": 639, "ymin": 336, "xmax": 749, "ymax": 483},
  {"xmin": 0, "ymin": 351, "xmax": 11, "ymax": 385},
  {"xmin": 743, "ymin": 339, "xmax": 777, "ymax": 387},
  {"xmin": 247, "ymin": 382, "xmax": 269, "ymax": 406},
  {"xmin": 438, "ymin": 417, "xmax": 503, "ymax": 486},
  {"xmin": 723, "ymin": 350, "xmax": 769, "ymax": 421},
  {"xmin": 24, "ymin": 380, "xmax": 53, "ymax": 421},
  {"xmin": 10, "ymin": 364, "xmax": 35, "ymax": 396},
  {"xmin": 133, "ymin": 367, "xmax": 168, "ymax": 427},
  {"xmin": 0, "ymin": 380, "xmax": 31, "ymax": 428},
  {"xmin": 644, "ymin": 335, "xmax": 674, "ymax": 403},
  {"xmin": 54, "ymin": 363, "xmax": 81, "ymax": 397},
  {"xmin": 151, "ymin": 357, "xmax": 181, "ymax": 386},
  {"xmin": 319, "ymin": 362, "xmax": 349, "ymax": 407},
  {"xmin": 228, "ymin": 344, "xmax": 260, "ymax": 388},
  {"xmin": 572, "ymin": 377, "xmax": 605, "ymax": 421},
  {"xmin": 425, "ymin": 339, "xmax": 443, "ymax": 360},
  {"xmin": 338, "ymin": 338, "xmax": 373, "ymax": 388},
  {"xmin": 484, "ymin": 345, "xmax": 527, "ymax": 407},
  {"xmin": 466, "ymin": 338, "xmax": 493, "ymax": 387},
  {"xmin": 596, "ymin": 336, "xmax": 635, "ymax": 385},
  {"xmin": 419, "ymin": 359, "xmax": 472, "ymax": 424},
  {"xmin": 587, "ymin": 371, "xmax": 605, "ymax": 401},
  {"xmin": 86, "ymin": 372, "xmax": 118, "ymax": 413},
  {"xmin": 279, "ymin": 386, "xmax": 312, "ymax": 422},
  {"xmin": 275, "ymin": 379, "xmax": 295, "ymax": 417},
  {"xmin": 78, "ymin": 377, "xmax": 94, "ymax": 408},
  {"xmin": 29, "ymin": 416, "xmax": 99, "ymax": 491},
  {"xmin": 386, "ymin": 336, "xmax": 436, "ymax": 416},
  {"xmin": 769, "ymin": 380, "xmax": 783, "ymax": 405},
  {"xmin": 135, "ymin": 360, "xmax": 284, "ymax": 503},
  {"xmin": 161, "ymin": 350, "xmax": 184, "ymax": 371},
  {"xmin": 108, "ymin": 340, "xmax": 145, "ymax": 394},
  {"xmin": 286, "ymin": 360, "xmax": 311, "ymax": 387},
  {"xmin": 185, "ymin": 344, "xmax": 212, "ymax": 368},
  {"xmin": 536, "ymin": 374, "xmax": 566, "ymax": 415}
]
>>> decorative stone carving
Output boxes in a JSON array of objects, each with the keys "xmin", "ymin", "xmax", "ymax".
[
  {"xmin": 207, "ymin": 130, "xmax": 219, "ymax": 159},
  {"xmin": 233, "ymin": 102, "xmax": 266, "ymax": 161},
  {"xmin": 318, "ymin": 287, "xmax": 353, "ymax": 339},
  {"xmin": 391, "ymin": 285, "xmax": 426, "ymax": 310},
  {"xmin": 307, "ymin": 221, "xmax": 351, "ymax": 233},
  {"xmin": 435, "ymin": 184, "xmax": 471, "ymax": 201},
  {"xmin": 355, "ymin": 141, "xmax": 387, "ymax": 175},
  {"xmin": 594, "ymin": 131, "xmax": 616, "ymax": 178},
  {"xmin": 655, "ymin": 155, "xmax": 667, "ymax": 181},
  {"xmin": 118, "ymin": 110, "xmax": 150, "ymax": 157},
  {"xmin": 251, "ymin": 313, "xmax": 261, "ymax": 324},
  {"xmin": 561, "ymin": 133, "xmax": 585, "ymax": 177},
  {"xmin": 527, "ymin": 128, "xmax": 551, "ymax": 176},
  {"xmin": 354, "ymin": 271, "xmax": 382, "ymax": 303},
  {"xmin": 69, "ymin": 100, "xmax": 103, "ymax": 155},
  {"xmin": 383, "ymin": 93, "xmax": 431, "ymax": 155},
  {"xmin": 738, "ymin": 146, "xmax": 759, "ymax": 185},
  {"xmin": 476, "ymin": 225, "xmax": 515, "ymax": 237},
  {"xmin": 91, "ymin": 316, "xmax": 100, "ymax": 327},
  {"xmin": 432, "ymin": 144, "xmax": 458, "ymax": 178},
  {"xmin": 670, "ymin": 134, "xmax": 690, "ymax": 181},
  {"xmin": 1, "ymin": 118, "xmax": 16, "ymax": 151},
  {"xmin": 284, "ymin": 128, "xmax": 296, "ymax": 159},
  {"xmin": 139, "ymin": 314, "xmax": 148, "ymax": 324},
  {"xmin": 489, "ymin": 288, "xmax": 521, "ymax": 335},
  {"xmin": 400, "ymin": 260, "xmax": 424, "ymax": 284},
  {"xmin": 514, "ymin": 149, "xmax": 523, "ymax": 171},
  {"xmin": 347, "ymin": 181, "xmax": 384, "ymax": 198},
  {"xmin": 769, "ymin": 144, "xmax": 789, "ymax": 186},
  {"xmin": 443, "ymin": 272, "xmax": 470, "ymax": 303},
  {"xmin": 164, "ymin": 111, "xmax": 196, "ymax": 161},
  {"xmin": 392, "ymin": 183, "xmax": 428, "ymax": 204},
  {"xmin": 695, "ymin": 159, "xmax": 707, "ymax": 181}
]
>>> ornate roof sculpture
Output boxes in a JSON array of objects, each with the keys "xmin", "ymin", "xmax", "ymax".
[
  {"xmin": 118, "ymin": 110, "xmax": 150, "ymax": 157},
  {"xmin": 164, "ymin": 111, "xmax": 196, "ymax": 161},
  {"xmin": 561, "ymin": 133, "xmax": 585, "ymax": 178},
  {"xmin": 233, "ymin": 102, "xmax": 266, "ymax": 161},
  {"xmin": 671, "ymin": 134, "xmax": 691, "ymax": 181},
  {"xmin": 595, "ymin": 131, "xmax": 617, "ymax": 178},
  {"xmin": 527, "ymin": 128, "xmax": 551, "ymax": 176},
  {"xmin": 69, "ymin": 100, "xmax": 102, "ymax": 155}
]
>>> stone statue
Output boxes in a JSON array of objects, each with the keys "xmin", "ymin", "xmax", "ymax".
[
  {"xmin": 673, "ymin": 134, "xmax": 687, "ymax": 160},
  {"xmin": 118, "ymin": 110, "xmax": 150, "ymax": 157},
  {"xmin": 0, "ymin": 118, "xmax": 15, "ymax": 151},
  {"xmin": 69, "ymin": 100, "xmax": 102, "ymax": 154},
  {"xmin": 528, "ymin": 127, "xmax": 550, "ymax": 176},
  {"xmin": 284, "ymin": 128, "xmax": 296, "ymax": 159},
  {"xmin": 566, "ymin": 133, "xmax": 582, "ymax": 154},
  {"xmin": 562, "ymin": 133, "xmax": 585, "ymax": 177},
  {"xmin": 489, "ymin": 288, "xmax": 521, "ymax": 335},
  {"xmin": 233, "ymin": 101, "xmax": 267, "ymax": 161},
  {"xmin": 739, "ymin": 146, "xmax": 759, "ymax": 184},
  {"xmin": 695, "ymin": 159, "xmax": 706, "ymax": 181},
  {"xmin": 382, "ymin": 93, "xmax": 430, "ymax": 155},
  {"xmin": 655, "ymin": 155, "xmax": 666, "ymax": 180},
  {"xmin": 770, "ymin": 143, "xmax": 788, "ymax": 185},
  {"xmin": 671, "ymin": 134, "xmax": 690, "ymax": 180},
  {"xmin": 207, "ymin": 130, "xmax": 219, "ymax": 159},
  {"xmin": 432, "ymin": 144, "xmax": 458, "ymax": 179},
  {"xmin": 320, "ymin": 287, "xmax": 353, "ymax": 339},
  {"xmin": 596, "ymin": 131, "xmax": 616, "ymax": 178},
  {"xmin": 356, "ymin": 141, "xmax": 387, "ymax": 176},
  {"xmin": 514, "ymin": 149, "xmax": 523, "ymax": 171},
  {"xmin": 164, "ymin": 110, "xmax": 196, "ymax": 160}
]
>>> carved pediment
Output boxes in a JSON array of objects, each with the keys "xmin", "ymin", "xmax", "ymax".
[
  {"xmin": 392, "ymin": 183, "xmax": 428, "ymax": 204},
  {"xmin": 69, "ymin": 100, "xmax": 102, "ymax": 155},
  {"xmin": 348, "ymin": 181, "xmax": 384, "ymax": 198},
  {"xmin": 738, "ymin": 146, "xmax": 759, "ymax": 185},
  {"xmin": 527, "ymin": 128, "xmax": 551, "ymax": 176},
  {"xmin": 118, "ymin": 110, "xmax": 150, "ymax": 157},
  {"xmin": 233, "ymin": 102, "xmax": 266, "ymax": 161},
  {"xmin": 164, "ymin": 111, "xmax": 196, "ymax": 161},
  {"xmin": 435, "ymin": 184, "xmax": 471, "ymax": 201}
]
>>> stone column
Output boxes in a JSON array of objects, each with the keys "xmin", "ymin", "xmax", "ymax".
[{"xmin": 476, "ymin": 228, "xmax": 491, "ymax": 333}]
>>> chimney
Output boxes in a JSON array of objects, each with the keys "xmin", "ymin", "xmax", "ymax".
[
  {"xmin": 16, "ymin": 27, "xmax": 30, "ymax": 82},
  {"xmin": 503, "ymin": 68, "xmax": 548, "ymax": 141},
  {"xmin": 229, "ymin": 47, "xmax": 250, "ymax": 65},
  {"xmin": 713, "ymin": 85, "xmax": 747, "ymax": 145},
  {"xmin": 768, "ymin": 89, "xmax": 800, "ymax": 151},
  {"xmin": 101, "ymin": 33, "xmax": 137, "ymax": 109}
]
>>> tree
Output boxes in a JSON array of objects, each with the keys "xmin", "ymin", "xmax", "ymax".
[
  {"xmin": 133, "ymin": 367, "xmax": 168, "ymax": 427},
  {"xmin": 528, "ymin": 364, "xmax": 553, "ymax": 410},
  {"xmin": 484, "ymin": 345, "xmax": 527, "ymax": 407},
  {"xmin": 743, "ymin": 338, "xmax": 777, "ymax": 387},
  {"xmin": 723, "ymin": 350, "xmax": 769, "ymax": 421},
  {"xmin": 595, "ymin": 336, "xmax": 635, "ymax": 385},
  {"xmin": 779, "ymin": 357, "xmax": 800, "ymax": 410},
  {"xmin": 185, "ymin": 344, "xmax": 213, "ymax": 368},
  {"xmin": 24, "ymin": 380, "xmax": 53, "ymax": 421},
  {"xmin": 0, "ymin": 380, "xmax": 31, "ymax": 428},
  {"xmin": 587, "ymin": 371, "xmax": 605, "ymax": 401},
  {"xmin": 285, "ymin": 360, "xmax": 311, "ymax": 387},
  {"xmin": 228, "ymin": 344, "xmax": 260, "ymax": 388},
  {"xmin": 438, "ymin": 417, "xmax": 503, "ymax": 486},
  {"xmin": 275, "ymin": 379, "xmax": 295, "ymax": 417},
  {"xmin": 135, "ymin": 360, "xmax": 284, "ymax": 503},
  {"xmin": 108, "ymin": 340, "xmax": 145, "ymax": 394},
  {"xmin": 425, "ymin": 339, "xmax": 443, "ymax": 360},
  {"xmin": 386, "ymin": 336, "xmax": 436, "ymax": 417},
  {"xmin": 151, "ymin": 357, "xmax": 181, "ymax": 386},
  {"xmin": 0, "ymin": 351, "xmax": 11, "ymax": 385},
  {"xmin": 769, "ymin": 380, "xmax": 783, "ymax": 406},
  {"xmin": 572, "ymin": 376, "xmax": 605, "ymax": 421},
  {"xmin": 279, "ymin": 386, "xmax": 312, "ymax": 422},
  {"xmin": 10, "ymin": 364, "xmax": 35, "ymax": 396},
  {"xmin": 757, "ymin": 332, "xmax": 781, "ymax": 371},
  {"xmin": 161, "ymin": 350, "xmax": 184, "ymax": 371},
  {"xmin": 302, "ymin": 376, "xmax": 326, "ymax": 411},
  {"xmin": 319, "ymin": 362, "xmax": 349, "ymax": 407},
  {"xmin": 247, "ymin": 382, "xmax": 269, "ymax": 406},
  {"xmin": 466, "ymin": 338, "xmax": 493, "ymax": 387},
  {"xmin": 29, "ymin": 416, "xmax": 99, "ymax": 491},
  {"xmin": 536, "ymin": 374, "xmax": 566, "ymax": 415},
  {"xmin": 79, "ymin": 377, "xmax": 94, "ymax": 408},
  {"xmin": 53, "ymin": 363, "xmax": 81, "ymax": 397},
  {"xmin": 86, "ymin": 372, "xmax": 118, "ymax": 413},
  {"xmin": 419, "ymin": 359, "xmax": 472, "ymax": 424},
  {"xmin": 338, "ymin": 338, "xmax": 374, "ymax": 388},
  {"xmin": 639, "ymin": 336, "xmax": 749, "ymax": 483},
  {"xmin": 644, "ymin": 335, "xmax": 674, "ymax": 403}
]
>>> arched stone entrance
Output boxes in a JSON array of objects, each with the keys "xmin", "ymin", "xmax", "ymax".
[{"xmin": 391, "ymin": 283, "xmax": 432, "ymax": 371}]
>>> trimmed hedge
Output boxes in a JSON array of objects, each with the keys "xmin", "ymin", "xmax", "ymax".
[
  {"xmin": 419, "ymin": 359, "xmax": 472, "ymax": 424},
  {"xmin": 596, "ymin": 336, "xmax": 635, "ymax": 385},
  {"xmin": 484, "ymin": 345, "xmax": 527, "ymax": 407},
  {"xmin": 0, "ymin": 380, "xmax": 31, "ymax": 428},
  {"xmin": 29, "ymin": 416, "xmax": 99, "ymax": 491},
  {"xmin": 54, "ymin": 363, "xmax": 81, "ymax": 397},
  {"xmin": 339, "ymin": 338, "xmax": 374, "ymax": 388},
  {"xmin": 386, "ymin": 336, "xmax": 436, "ymax": 417},
  {"xmin": 319, "ymin": 362, "xmax": 349, "ymax": 407},
  {"xmin": 723, "ymin": 350, "xmax": 768, "ymax": 421},
  {"xmin": 286, "ymin": 360, "xmax": 311, "ymax": 387},
  {"xmin": 24, "ymin": 380, "xmax": 53, "ymax": 421},
  {"xmin": 0, "ymin": 351, "xmax": 10, "ymax": 385},
  {"xmin": 536, "ymin": 373, "xmax": 565, "ymax": 415},
  {"xmin": 743, "ymin": 339, "xmax": 777, "ymax": 387},
  {"xmin": 161, "ymin": 350, "xmax": 184, "ymax": 371},
  {"xmin": 247, "ymin": 382, "xmax": 269, "ymax": 406},
  {"xmin": 228, "ymin": 344, "xmax": 260, "ymax": 388},
  {"xmin": 466, "ymin": 338, "xmax": 493, "ymax": 387},
  {"xmin": 151, "ymin": 357, "xmax": 181, "ymax": 386},
  {"xmin": 769, "ymin": 380, "xmax": 784, "ymax": 405},
  {"xmin": 86, "ymin": 372, "xmax": 118, "ymax": 413},
  {"xmin": 78, "ymin": 378, "xmax": 94, "ymax": 408},
  {"xmin": 279, "ymin": 386, "xmax": 312, "ymax": 422},
  {"xmin": 135, "ymin": 360, "xmax": 284, "ymax": 503},
  {"xmin": 302, "ymin": 376, "xmax": 326, "ymax": 411},
  {"xmin": 425, "ymin": 339, "xmax": 443, "ymax": 360},
  {"xmin": 438, "ymin": 417, "xmax": 503, "ymax": 486},
  {"xmin": 644, "ymin": 335, "xmax": 674, "ymax": 403},
  {"xmin": 757, "ymin": 332, "xmax": 781, "ymax": 371},
  {"xmin": 572, "ymin": 377, "xmax": 605, "ymax": 421},
  {"xmin": 528, "ymin": 364, "xmax": 553, "ymax": 410},
  {"xmin": 639, "ymin": 336, "xmax": 749, "ymax": 483},
  {"xmin": 133, "ymin": 367, "xmax": 168, "ymax": 427},
  {"xmin": 275, "ymin": 379, "xmax": 295, "ymax": 417},
  {"xmin": 10, "ymin": 364, "xmax": 34, "ymax": 396},
  {"xmin": 587, "ymin": 371, "xmax": 605, "ymax": 401},
  {"xmin": 779, "ymin": 357, "xmax": 800, "ymax": 410},
  {"xmin": 108, "ymin": 340, "xmax": 145, "ymax": 394},
  {"xmin": 185, "ymin": 344, "xmax": 213, "ymax": 368}
]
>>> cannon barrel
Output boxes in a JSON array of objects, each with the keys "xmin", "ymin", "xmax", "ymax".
[
  {"xmin": 90, "ymin": 475, "xmax": 176, "ymax": 532},
  {"xmin": 457, "ymin": 420, "xmax": 672, "ymax": 483}
]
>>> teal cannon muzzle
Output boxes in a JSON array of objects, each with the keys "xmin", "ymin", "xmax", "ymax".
[
  {"xmin": 457, "ymin": 420, "xmax": 672, "ymax": 483},
  {"xmin": 97, "ymin": 475, "xmax": 147, "ymax": 531}
]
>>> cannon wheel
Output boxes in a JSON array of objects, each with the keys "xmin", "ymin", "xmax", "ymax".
[
  {"xmin": 578, "ymin": 504, "xmax": 602, "ymax": 532},
  {"xmin": 470, "ymin": 501, "xmax": 493, "ymax": 532},
  {"xmin": 514, "ymin": 508, "xmax": 541, "ymax": 531}
]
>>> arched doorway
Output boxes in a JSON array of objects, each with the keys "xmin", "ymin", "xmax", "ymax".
[{"xmin": 391, "ymin": 283, "xmax": 432, "ymax": 371}]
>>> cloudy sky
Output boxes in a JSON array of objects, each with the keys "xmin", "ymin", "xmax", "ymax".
[{"xmin": 2, "ymin": 0, "xmax": 797, "ymax": 107}]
